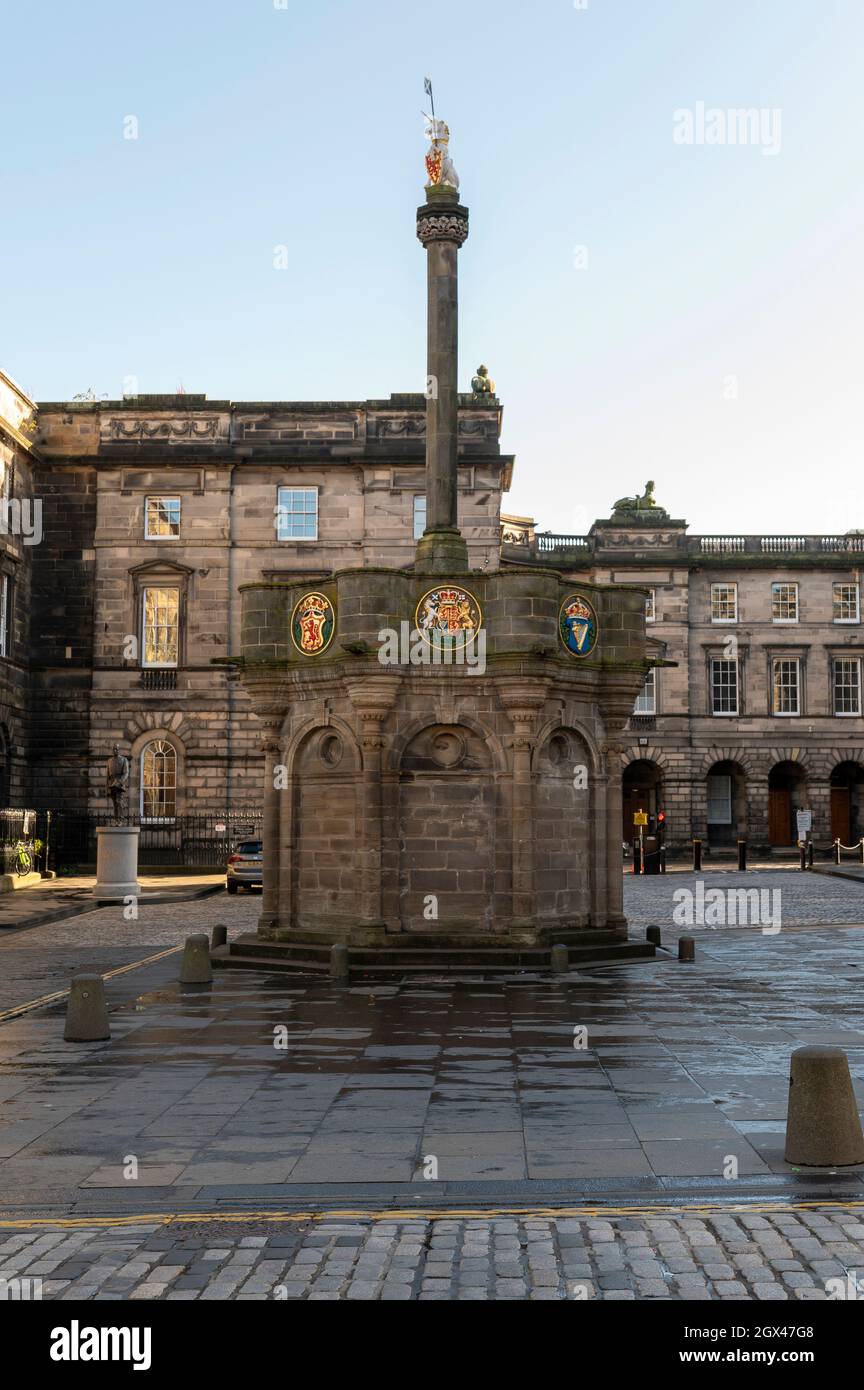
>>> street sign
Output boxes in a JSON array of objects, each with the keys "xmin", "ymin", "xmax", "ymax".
[
  {"xmin": 633, "ymin": 811, "xmax": 648, "ymax": 827},
  {"xmin": 796, "ymin": 809, "xmax": 812, "ymax": 836}
]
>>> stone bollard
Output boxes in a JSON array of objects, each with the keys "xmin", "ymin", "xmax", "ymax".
[
  {"xmin": 646, "ymin": 926, "xmax": 661, "ymax": 947},
  {"xmin": 211, "ymin": 924, "xmax": 228, "ymax": 950},
  {"xmin": 784, "ymin": 1046, "xmax": 864, "ymax": 1167},
  {"xmin": 64, "ymin": 973, "xmax": 110, "ymax": 1042},
  {"xmin": 180, "ymin": 934, "xmax": 212, "ymax": 984},
  {"xmin": 678, "ymin": 935, "xmax": 695, "ymax": 962},
  {"xmin": 550, "ymin": 943, "xmax": 569, "ymax": 974},
  {"xmin": 329, "ymin": 944, "xmax": 349, "ymax": 982}
]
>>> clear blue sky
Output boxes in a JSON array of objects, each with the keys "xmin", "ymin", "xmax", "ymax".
[{"xmin": 3, "ymin": 0, "xmax": 862, "ymax": 534}]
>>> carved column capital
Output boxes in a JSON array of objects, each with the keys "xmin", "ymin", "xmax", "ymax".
[{"xmin": 416, "ymin": 204, "xmax": 469, "ymax": 247}]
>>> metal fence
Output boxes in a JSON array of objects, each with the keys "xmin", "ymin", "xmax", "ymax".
[{"xmin": 0, "ymin": 808, "xmax": 263, "ymax": 873}]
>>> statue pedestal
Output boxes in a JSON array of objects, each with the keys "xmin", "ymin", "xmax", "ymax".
[{"xmin": 94, "ymin": 826, "xmax": 140, "ymax": 902}]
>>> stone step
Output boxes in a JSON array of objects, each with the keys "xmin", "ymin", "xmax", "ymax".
[{"xmin": 211, "ymin": 938, "xmax": 655, "ymax": 977}]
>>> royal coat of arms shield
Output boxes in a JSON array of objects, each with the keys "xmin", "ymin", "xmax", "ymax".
[
  {"xmin": 415, "ymin": 585, "xmax": 482, "ymax": 651},
  {"xmin": 558, "ymin": 593, "xmax": 598, "ymax": 658},
  {"xmin": 291, "ymin": 591, "xmax": 335, "ymax": 655}
]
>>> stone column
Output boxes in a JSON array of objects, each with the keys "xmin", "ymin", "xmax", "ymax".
[
  {"xmin": 604, "ymin": 748, "xmax": 626, "ymax": 933},
  {"xmin": 415, "ymin": 187, "xmax": 469, "ymax": 574},
  {"xmin": 358, "ymin": 716, "xmax": 386, "ymax": 927},
  {"xmin": 499, "ymin": 681, "xmax": 549, "ymax": 930},
  {"xmin": 347, "ymin": 676, "xmax": 400, "ymax": 934},
  {"xmin": 259, "ymin": 727, "xmax": 282, "ymax": 934}
]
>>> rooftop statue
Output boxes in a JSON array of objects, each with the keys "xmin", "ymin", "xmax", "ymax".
[
  {"xmin": 471, "ymin": 364, "xmax": 495, "ymax": 397},
  {"xmin": 612, "ymin": 480, "xmax": 664, "ymax": 514}
]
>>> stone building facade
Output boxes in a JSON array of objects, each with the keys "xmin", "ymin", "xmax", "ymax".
[
  {"xmin": 0, "ymin": 370, "xmax": 38, "ymax": 807},
  {"xmin": 502, "ymin": 501, "xmax": 864, "ymax": 855},
  {"xmin": 2, "ymin": 389, "xmax": 509, "ymax": 820}
]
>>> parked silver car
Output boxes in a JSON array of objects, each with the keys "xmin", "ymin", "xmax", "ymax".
[{"xmin": 226, "ymin": 839, "xmax": 263, "ymax": 893}]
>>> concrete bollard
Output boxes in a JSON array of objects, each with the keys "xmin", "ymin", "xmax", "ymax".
[
  {"xmin": 329, "ymin": 943, "xmax": 349, "ymax": 981},
  {"xmin": 550, "ymin": 943, "xmax": 569, "ymax": 974},
  {"xmin": 64, "ymin": 973, "xmax": 110, "ymax": 1042},
  {"xmin": 646, "ymin": 926, "xmax": 661, "ymax": 947},
  {"xmin": 678, "ymin": 935, "xmax": 695, "ymax": 962},
  {"xmin": 180, "ymin": 934, "xmax": 213, "ymax": 984},
  {"xmin": 211, "ymin": 924, "xmax": 228, "ymax": 950},
  {"xmin": 784, "ymin": 1046, "xmax": 864, "ymax": 1167}
]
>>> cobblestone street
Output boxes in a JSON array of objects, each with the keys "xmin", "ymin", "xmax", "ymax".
[{"xmin": 3, "ymin": 1207, "xmax": 863, "ymax": 1301}]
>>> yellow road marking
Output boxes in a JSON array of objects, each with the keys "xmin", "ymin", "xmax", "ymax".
[
  {"xmin": 1, "ymin": 1200, "xmax": 863, "ymax": 1229},
  {"xmin": 0, "ymin": 945, "xmax": 183, "ymax": 1024}
]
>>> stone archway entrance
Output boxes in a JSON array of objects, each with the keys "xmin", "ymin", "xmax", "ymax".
[
  {"xmin": 830, "ymin": 762, "xmax": 864, "ymax": 845},
  {"xmin": 768, "ymin": 761, "xmax": 807, "ymax": 846},
  {"xmin": 622, "ymin": 759, "xmax": 663, "ymax": 841},
  {"xmin": 706, "ymin": 760, "xmax": 747, "ymax": 848}
]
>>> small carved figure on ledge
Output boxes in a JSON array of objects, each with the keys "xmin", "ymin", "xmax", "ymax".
[
  {"xmin": 106, "ymin": 743, "xmax": 130, "ymax": 823},
  {"xmin": 471, "ymin": 364, "xmax": 495, "ymax": 397},
  {"xmin": 612, "ymin": 480, "xmax": 662, "ymax": 514}
]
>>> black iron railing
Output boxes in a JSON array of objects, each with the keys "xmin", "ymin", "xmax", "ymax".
[{"xmin": 1, "ymin": 808, "xmax": 263, "ymax": 872}]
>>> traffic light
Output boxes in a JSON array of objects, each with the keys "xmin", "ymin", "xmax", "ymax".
[{"xmin": 657, "ymin": 811, "xmax": 666, "ymax": 827}]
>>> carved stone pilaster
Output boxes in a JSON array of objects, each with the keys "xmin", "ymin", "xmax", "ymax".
[{"xmin": 258, "ymin": 720, "xmax": 283, "ymax": 936}]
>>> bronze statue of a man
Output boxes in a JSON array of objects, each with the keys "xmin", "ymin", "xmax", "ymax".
[{"xmin": 106, "ymin": 743, "xmax": 130, "ymax": 822}]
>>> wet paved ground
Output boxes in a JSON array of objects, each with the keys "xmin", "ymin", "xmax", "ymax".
[
  {"xmin": 0, "ymin": 878, "xmax": 863, "ymax": 1201},
  {"xmin": 1, "ymin": 871, "xmax": 864, "ymax": 1298},
  {"xmin": 624, "ymin": 868, "xmax": 864, "ymax": 931},
  {"xmin": 3, "ymin": 1208, "xmax": 863, "ymax": 1300}
]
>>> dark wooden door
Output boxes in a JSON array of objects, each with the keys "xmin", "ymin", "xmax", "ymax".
[
  {"xmin": 831, "ymin": 787, "xmax": 851, "ymax": 845},
  {"xmin": 768, "ymin": 789, "xmax": 792, "ymax": 845}
]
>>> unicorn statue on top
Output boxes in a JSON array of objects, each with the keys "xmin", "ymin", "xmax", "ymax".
[{"xmin": 422, "ymin": 111, "xmax": 459, "ymax": 191}]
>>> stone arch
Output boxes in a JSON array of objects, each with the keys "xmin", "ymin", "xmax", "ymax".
[
  {"xmin": 764, "ymin": 747, "xmax": 811, "ymax": 775},
  {"xmin": 387, "ymin": 712, "xmax": 506, "ymax": 774},
  {"xmin": 284, "ymin": 714, "xmax": 361, "ymax": 774},
  {"xmin": 123, "ymin": 710, "xmax": 197, "ymax": 752},
  {"xmin": 696, "ymin": 746, "xmax": 757, "ymax": 778},
  {"xmin": 395, "ymin": 722, "xmax": 499, "ymax": 932},
  {"xmin": 621, "ymin": 745, "xmax": 673, "ymax": 772},
  {"xmin": 533, "ymin": 715, "xmax": 601, "ymax": 776}
]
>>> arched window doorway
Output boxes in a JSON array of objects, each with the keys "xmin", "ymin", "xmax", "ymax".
[
  {"xmin": 622, "ymin": 760, "xmax": 663, "ymax": 841},
  {"xmin": 830, "ymin": 762, "xmax": 864, "ymax": 845},
  {"xmin": 768, "ymin": 761, "xmax": 807, "ymax": 846},
  {"xmin": 706, "ymin": 760, "xmax": 748, "ymax": 847},
  {"xmin": 141, "ymin": 740, "xmax": 177, "ymax": 822}
]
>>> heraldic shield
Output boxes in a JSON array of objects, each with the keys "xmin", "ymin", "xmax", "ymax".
[
  {"xmin": 559, "ymin": 593, "xmax": 598, "ymax": 658},
  {"xmin": 291, "ymin": 591, "xmax": 335, "ymax": 655}
]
